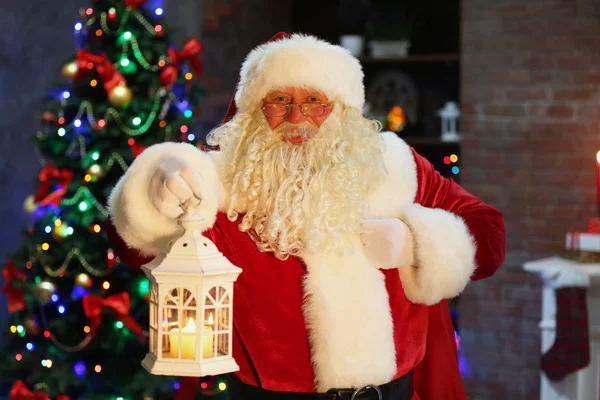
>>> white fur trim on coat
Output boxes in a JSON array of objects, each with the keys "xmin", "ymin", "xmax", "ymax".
[
  {"xmin": 300, "ymin": 238, "xmax": 396, "ymax": 392},
  {"xmin": 368, "ymin": 132, "xmax": 418, "ymax": 217},
  {"xmin": 235, "ymin": 34, "xmax": 365, "ymax": 112},
  {"xmin": 108, "ymin": 143, "xmax": 222, "ymax": 257},
  {"xmin": 398, "ymin": 204, "xmax": 477, "ymax": 305}
]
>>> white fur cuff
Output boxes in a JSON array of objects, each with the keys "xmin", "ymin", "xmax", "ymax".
[
  {"xmin": 398, "ymin": 204, "xmax": 476, "ymax": 305},
  {"xmin": 108, "ymin": 143, "xmax": 222, "ymax": 257}
]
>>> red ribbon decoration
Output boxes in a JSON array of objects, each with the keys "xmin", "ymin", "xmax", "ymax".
[
  {"xmin": 161, "ymin": 38, "xmax": 203, "ymax": 86},
  {"xmin": 124, "ymin": 0, "xmax": 146, "ymax": 8},
  {"xmin": 33, "ymin": 165, "xmax": 74, "ymax": 207},
  {"xmin": 570, "ymin": 230, "xmax": 581, "ymax": 250},
  {"xmin": 131, "ymin": 143, "xmax": 148, "ymax": 158},
  {"xmin": 55, "ymin": 396, "xmax": 70, "ymax": 400},
  {"xmin": 82, "ymin": 293, "xmax": 143, "ymax": 336},
  {"xmin": 9, "ymin": 381, "xmax": 50, "ymax": 400},
  {"xmin": 75, "ymin": 50, "xmax": 126, "ymax": 94},
  {"xmin": 2, "ymin": 261, "xmax": 26, "ymax": 313}
]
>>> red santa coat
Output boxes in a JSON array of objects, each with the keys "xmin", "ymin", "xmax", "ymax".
[{"xmin": 107, "ymin": 132, "xmax": 506, "ymax": 399}]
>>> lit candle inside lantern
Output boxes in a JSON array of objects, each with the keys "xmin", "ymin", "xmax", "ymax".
[
  {"xmin": 596, "ymin": 151, "xmax": 600, "ymax": 212},
  {"xmin": 169, "ymin": 318, "xmax": 196, "ymax": 359},
  {"xmin": 203, "ymin": 312, "xmax": 214, "ymax": 358}
]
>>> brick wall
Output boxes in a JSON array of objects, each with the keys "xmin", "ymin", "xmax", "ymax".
[
  {"xmin": 460, "ymin": 1, "xmax": 600, "ymax": 398},
  {"xmin": 198, "ymin": 0, "xmax": 293, "ymax": 134}
]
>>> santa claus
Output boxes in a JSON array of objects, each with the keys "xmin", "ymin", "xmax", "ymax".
[{"xmin": 107, "ymin": 33, "xmax": 506, "ymax": 400}]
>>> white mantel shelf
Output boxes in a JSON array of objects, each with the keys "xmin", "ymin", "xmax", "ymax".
[{"xmin": 523, "ymin": 256, "xmax": 600, "ymax": 400}]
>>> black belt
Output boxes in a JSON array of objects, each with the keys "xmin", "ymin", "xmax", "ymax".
[{"xmin": 226, "ymin": 370, "xmax": 414, "ymax": 400}]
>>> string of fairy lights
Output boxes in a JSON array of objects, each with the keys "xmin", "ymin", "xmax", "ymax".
[{"xmin": 6, "ymin": 4, "xmax": 207, "ymax": 397}]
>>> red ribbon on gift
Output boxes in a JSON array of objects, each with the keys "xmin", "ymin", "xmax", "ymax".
[
  {"xmin": 161, "ymin": 38, "xmax": 203, "ymax": 86},
  {"xmin": 570, "ymin": 230, "xmax": 581, "ymax": 250},
  {"xmin": 9, "ymin": 381, "xmax": 50, "ymax": 400},
  {"xmin": 131, "ymin": 143, "xmax": 148, "ymax": 158},
  {"xmin": 75, "ymin": 50, "xmax": 127, "ymax": 94},
  {"xmin": 125, "ymin": 0, "xmax": 146, "ymax": 8},
  {"xmin": 33, "ymin": 165, "xmax": 74, "ymax": 207},
  {"xmin": 588, "ymin": 218, "xmax": 600, "ymax": 233},
  {"xmin": 82, "ymin": 293, "xmax": 143, "ymax": 336},
  {"xmin": 2, "ymin": 260, "xmax": 26, "ymax": 313}
]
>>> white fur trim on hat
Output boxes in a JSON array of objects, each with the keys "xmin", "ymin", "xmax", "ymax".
[{"xmin": 235, "ymin": 34, "xmax": 365, "ymax": 112}]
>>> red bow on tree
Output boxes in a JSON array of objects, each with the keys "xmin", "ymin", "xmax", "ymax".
[
  {"xmin": 2, "ymin": 260, "xmax": 27, "ymax": 313},
  {"xmin": 9, "ymin": 381, "xmax": 50, "ymax": 400},
  {"xmin": 82, "ymin": 293, "xmax": 143, "ymax": 336},
  {"xmin": 131, "ymin": 143, "xmax": 148, "ymax": 158},
  {"xmin": 160, "ymin": 38, "xmax": 203, "ymax": 86},
  {"xmin": 125, "ymin": 0, "xmax": 146, "ymax": 8},
  {"xmin": 34, "ymin": 165, "xmax": 74, "ymax": 207},
  {"xmin": 75, "ymin": 50, "xmax": 127, "ymax": 95}
]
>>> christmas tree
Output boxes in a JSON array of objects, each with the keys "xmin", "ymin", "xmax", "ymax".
[{"xmin": 0, "ymin": 1, "xmax": 227, "ymax": 398}]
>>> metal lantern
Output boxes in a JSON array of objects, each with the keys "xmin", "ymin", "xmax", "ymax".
[
  {"xmin": 140, "ymin": 211, "xmax": 242, "ymax": 377},
  {"xmin": 438, "ymin": 101, "xmax": 462, "ymax": 142}
]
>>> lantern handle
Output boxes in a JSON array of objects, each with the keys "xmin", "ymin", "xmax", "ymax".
[{"xmin": 177, "ymin": 202, "xmax": 205, "ymax": 230}]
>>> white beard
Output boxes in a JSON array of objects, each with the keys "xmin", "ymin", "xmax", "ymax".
[{"xmin": 208, "ymin": 107, "xmax": 386, "ymax": 259}]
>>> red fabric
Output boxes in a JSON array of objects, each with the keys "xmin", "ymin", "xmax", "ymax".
[{"xmin": 411, "ymin": 149, "xmax": 506, "ymax": 400}]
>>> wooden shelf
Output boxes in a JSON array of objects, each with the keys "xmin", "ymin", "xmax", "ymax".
[
  {"xmin": 401, "ymin": 136, "xmax": 461, "ymax": 146},
  {"xmin": 361, "ymin": 53, "xmax": 459, "ymax": 64}
]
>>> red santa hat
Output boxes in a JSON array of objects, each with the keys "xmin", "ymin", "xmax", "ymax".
[{"xmin": 222, "ymin": 32, "xmax": 365, "ymax": 124}]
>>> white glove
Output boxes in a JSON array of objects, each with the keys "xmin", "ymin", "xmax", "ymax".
[
  {"xmin": 148, "ymin": 157, "xmax": 206, "ymax": 218},
  {"xmin": 360, "ymin": 217, "xmax": 415, "ymax": 269}
]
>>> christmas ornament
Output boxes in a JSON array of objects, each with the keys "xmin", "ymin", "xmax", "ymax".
[
  {"xmin": 32, "ymin": 281, "xmax": 56, "ymax": 305},
  {"xmin": 76, "ymin": 273, "xmax": 92, "ymax": 288},
  {"xmin": 109, "ymin": 85, "xmax": 132, "ymax": 108},
  {"xmin": 41, "ymin": 111, "xmax": 57, "ymax": 125},
  {"xmin": 62, "ymin": 61, "xmax": 79, "ymax": 79},
  {"xmin": 2, "ymin": 260, "xmax": 27, "ymax": 313},
  {"xmin": 83, "ymin": 293, "xmax": 143, "ymax": 336},
  {"xmin": 23, "ymin": 195, "xmax": 37, "ymax": 214},
  {"xmin": 24, "ymin": 316, "xmax": 41, "ymax": 336}
]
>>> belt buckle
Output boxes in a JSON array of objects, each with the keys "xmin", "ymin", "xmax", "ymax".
[{"xmin": 328, "ymin": 384, "xmax": 382, "ymax": 400}]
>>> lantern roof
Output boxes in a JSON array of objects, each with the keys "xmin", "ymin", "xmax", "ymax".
[{"xmin": 141, "ymin": 211, "xmax": 242, "ymax": 279}]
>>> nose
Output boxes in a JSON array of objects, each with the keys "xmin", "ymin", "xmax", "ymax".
[{"xmin": 285, "ymin": 104, "xmax": 307, "ymax": 124}]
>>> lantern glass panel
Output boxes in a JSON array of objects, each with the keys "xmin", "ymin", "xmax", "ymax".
[
  {"xmin": 217, "ymin": 306, "xmax": 229, "ymax": 331},
  {"xmin": 165, "ymin": 288, "xmax": 179, "ymax": 306},
  {"xmin": 150, "ymin": 328, "xmax": 157, "ymax": 356},
  {"xmin": 202, "ymin": 308, "xmax": 216, "ymax": 359},
  {"xmin": 150, "ymin": 283, "xmax": 157, "ymax": 302},
  {"xmin": 217, "ymin": 333, "xmax": 229, "ymax": 357}
]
